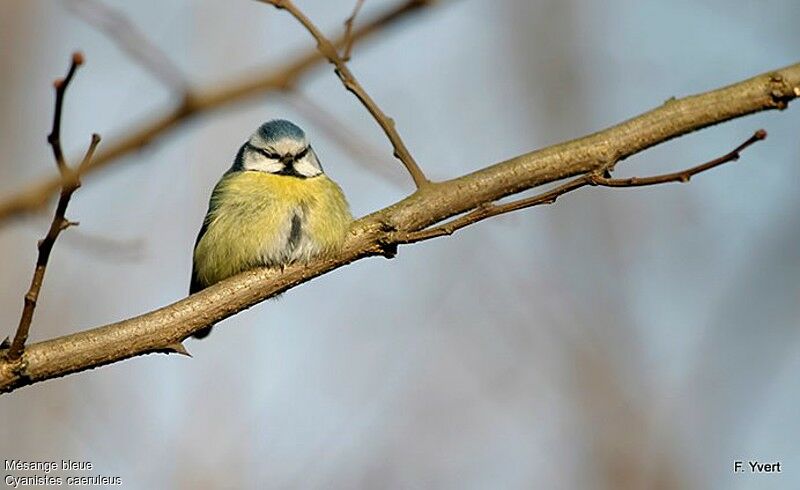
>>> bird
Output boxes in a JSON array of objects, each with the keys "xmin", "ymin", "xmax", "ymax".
[{"xmin": 190, "ymin": 119, "xmax": 352, "ymax": 339}]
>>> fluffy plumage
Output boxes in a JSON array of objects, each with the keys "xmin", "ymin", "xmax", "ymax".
[{"xmin": 190, "ymin": 120, "xmax": 352, "ymax": 338}]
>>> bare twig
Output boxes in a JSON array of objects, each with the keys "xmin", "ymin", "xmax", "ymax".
[
  {"xmin": 397, "ymin": 130, "xmax": 767, "ymax": 243},
  {"xmin": 284, "ymin": 90, "xmax": 407, "ymax": 187},
  {"xmin": 0, "ymin": 61, "xmax": 797, "ymax": 394},
  {"xmin": 260, "ymin": 0, "xmax": 430, "ymax": 189},
  {"xmin": 6, "ymin": 54, "xmax": 102, "ymax": 362},
  {"xmin": 0, "ymin": 0, "xmax": 438, "ymax": 226},
  {"xmin": 395, "ymin": 178, "xmax": 589, "ymax": 243},
  {"xmin": 589, "ymin": 129, "xmax": 767, "ymax": 187},
  {"xmin": 48, "ymin": 53, "xmax": 83, "ymax": 174},
  {"xmin": 342, "ymin": 0, "xmax": 366, "ymax": 61},
  {"xmin": 66, "ymin": 0, "xmax": 189, "ymax": 93}
]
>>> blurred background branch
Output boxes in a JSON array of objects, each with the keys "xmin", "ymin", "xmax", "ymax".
[
  {"xmin": 66, "ymin": 0, "xmax": 190, "ymax": 93},
  {"xmin": 0, "ymin": 0, "xmax": 438, "ymax": 226}
]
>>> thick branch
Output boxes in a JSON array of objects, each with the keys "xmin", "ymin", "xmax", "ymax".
[
  {"xmin": 0, "ymin": 62, "xmax": 797, "ymax": 394},
  {"xmin": 261, "ymin": 0, "xmax": 430, "ymax": 188},
  {"xmin": 0, "ymin": 0, "xmax": 437, "ymax": 225},
  {"xmin": 6, "ymin": 54, "xmax": 101, "ymax": 362},
  {"xmin": 397, "ymin": 129, "xmax": 768, "ymax": 243}
]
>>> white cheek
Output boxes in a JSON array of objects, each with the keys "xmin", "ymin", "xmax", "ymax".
[
  {"xmin": 294, "ymin": 155, "xmax": 322, "ymax": 177},
  {"xmin": 243, "ymin": 152, "xmax": 282, "ymax": 173}
]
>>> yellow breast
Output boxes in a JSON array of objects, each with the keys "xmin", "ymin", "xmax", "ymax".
[{"xmin": 193, "ymin": 171, "xmax": 351, "ymax": 287}]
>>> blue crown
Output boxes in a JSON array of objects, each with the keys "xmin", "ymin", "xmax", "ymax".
[{"xmin": 257, "ymin": 119, "xmax": 305, "ymax": 143}]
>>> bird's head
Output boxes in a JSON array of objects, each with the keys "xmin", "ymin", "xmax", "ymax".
[{"xmin": 236, "ymin": 119, "xmax": 323, "ymax": 178}]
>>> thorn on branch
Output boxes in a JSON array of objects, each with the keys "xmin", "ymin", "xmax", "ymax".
[
  {"xmin": 60, "ymin": 219, "xmax": 80, "ymax": 231},
  {"xmin": 161, "ymin": 342, "xmax": 192, "ymax": 357}
]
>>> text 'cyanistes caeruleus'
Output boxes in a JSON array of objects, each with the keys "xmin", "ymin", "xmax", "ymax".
[{"xmin": 190, "ymin": 119, "xmax": 352, "ymax": 338}]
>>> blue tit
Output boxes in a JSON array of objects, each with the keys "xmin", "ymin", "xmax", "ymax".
[{"xmin": 190, "ymin": 119, "xmax": 352, "ymax": 338}]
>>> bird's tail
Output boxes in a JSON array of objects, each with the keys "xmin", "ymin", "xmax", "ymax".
[{"xmin": 190, "ymin": 265, "xmax": 213, "ymax": 339}]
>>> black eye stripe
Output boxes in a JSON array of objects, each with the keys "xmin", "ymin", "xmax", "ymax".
[
  {"xmin": 259, "ymin": 148, "xmax": 281, "ymax": 160},
  {"xmin": 246, "ymin": 143, "xmax": 280, "ymax": 160},
  {"xmin": 247, "ymin": 143, "xmax": 311, "ymax": 161}
]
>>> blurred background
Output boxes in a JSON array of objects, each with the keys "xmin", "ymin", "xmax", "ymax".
[{"xmin": 1, "ymin": 0, "xmax": 798, "ymax": 488}]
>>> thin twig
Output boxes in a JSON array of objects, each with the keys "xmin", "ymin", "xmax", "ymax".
[
  {"xmin": 342, "ymin": 0, "xmax": 366, "ymax": 61},
  {"xmin": 260, "ymin": 0, "xmax": 430, "ymax": 189},
  {"xmin": 397, "ymin": 130, "xmax": 767, "ymax": 243},
  {"xmin": 589, "ymin": 129, "xmax": 767, "ymax": 187},
  {"xmin": 48, "ymin": 53, "xmax": 83, "ymax": 175},
  {"xmin": 6, "ymin": 54, "xmax": 102, "ymax": 362},
  {"xmin": 0, "ymin": 0, "xmax": 437, "ymax": 226}
]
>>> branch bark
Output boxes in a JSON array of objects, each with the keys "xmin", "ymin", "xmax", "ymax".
[
  {"xmin": 0, "ymin": 0, "xmax": 437, "ymax": 226},
  {"xmin": 0, "ymin": 62, "xmax": 797, "ymax": 394},
  {"xmin": 396, "ymin": 129, "xmax": 767, "ymax": 243}
]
